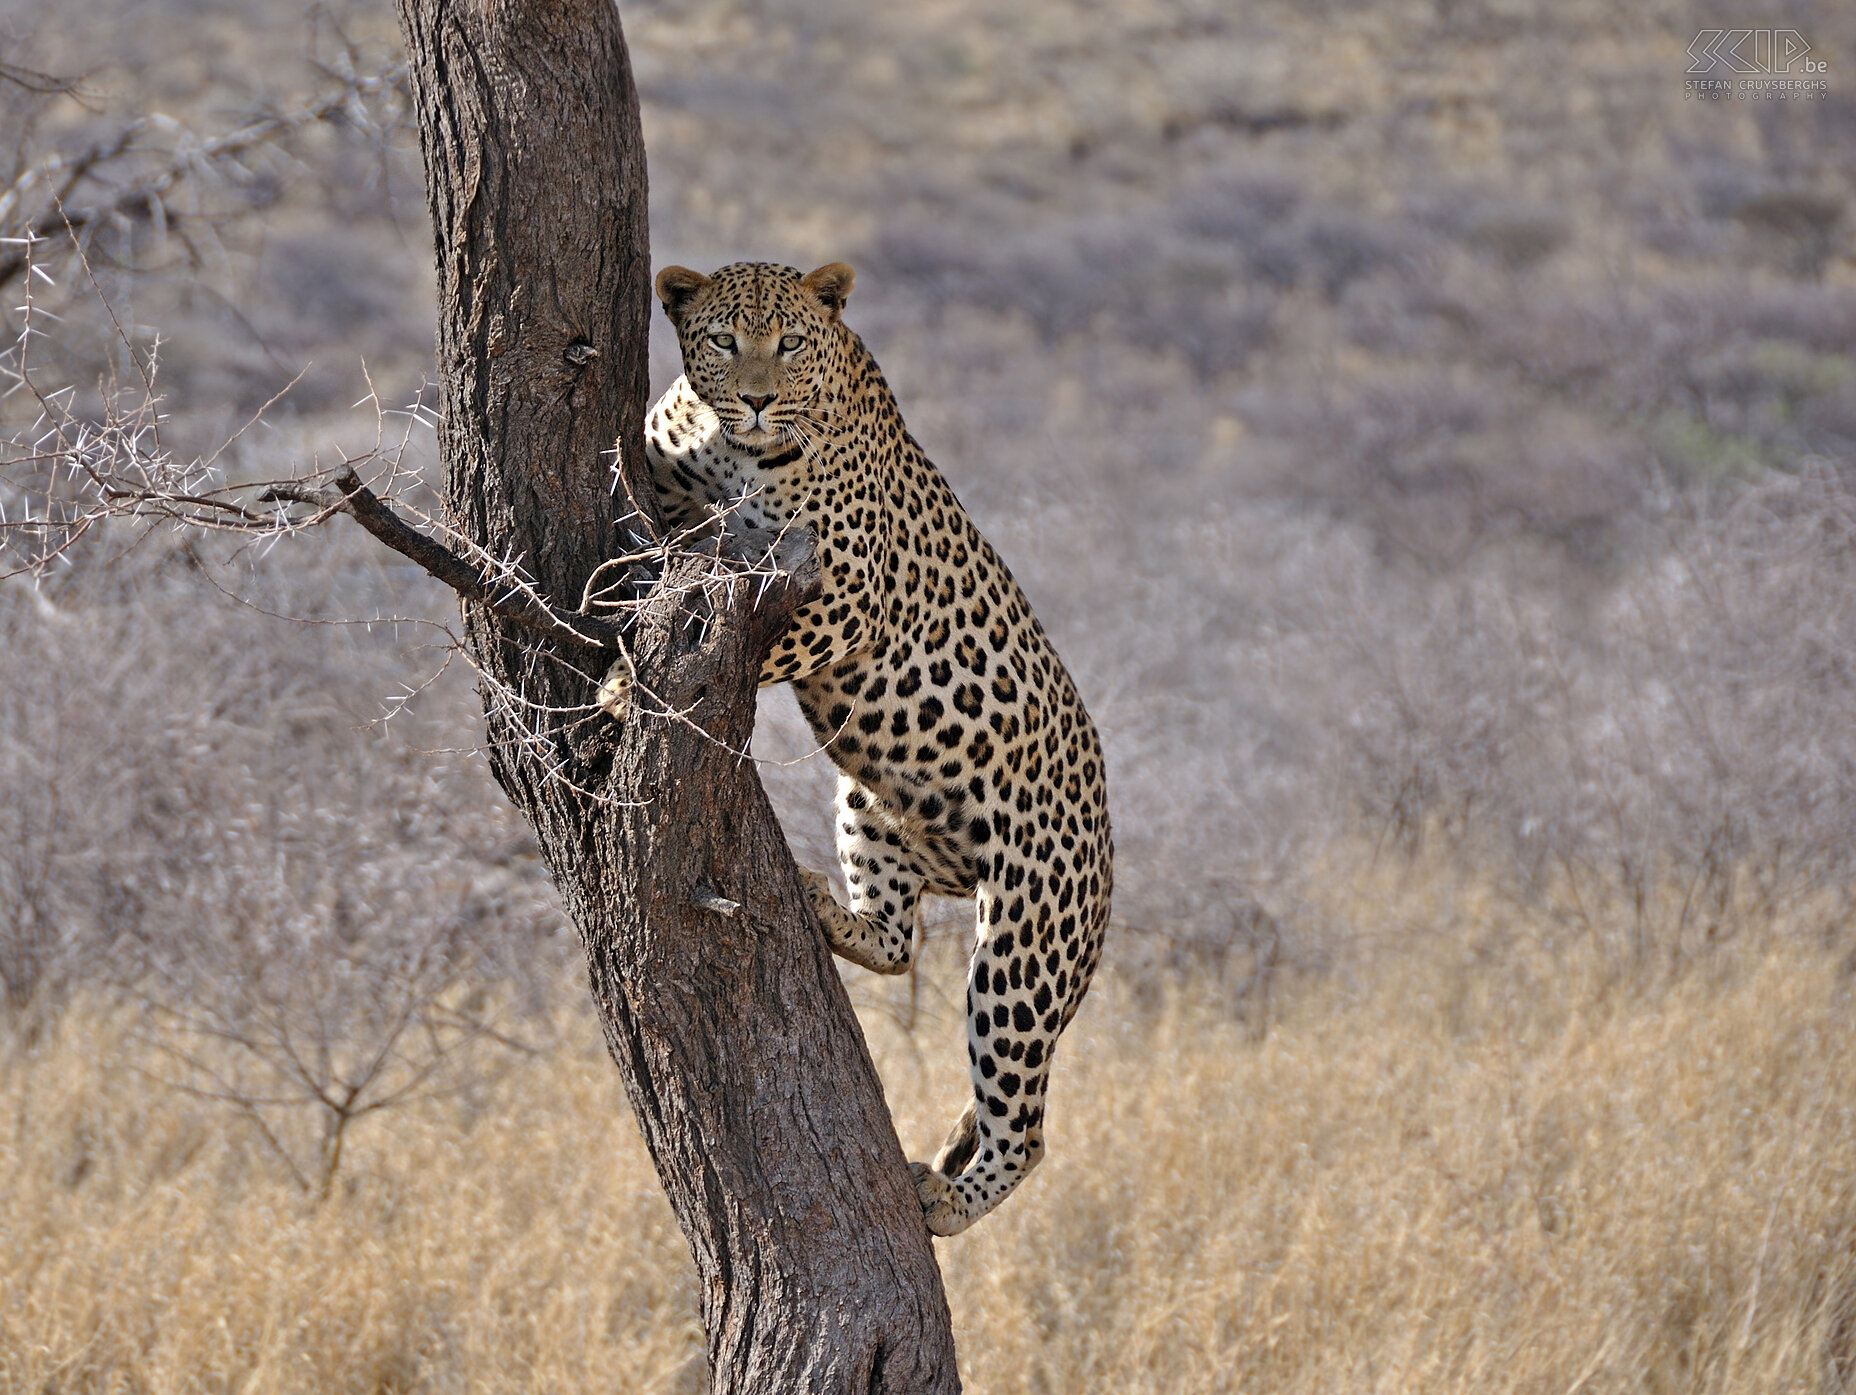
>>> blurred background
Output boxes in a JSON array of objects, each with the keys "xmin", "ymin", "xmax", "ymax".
[{"xmin": 5, "ymin": 1, "xmax": 1856, "ymax": 1390}]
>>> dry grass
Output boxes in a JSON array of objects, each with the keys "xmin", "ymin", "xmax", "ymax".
[
  {"xmin": 8, "ymin": 853, "xmax": 1856, "ymax": 1394},
  {"xmin": 2, "ymin": 999, "xmax": 704, "ymax": 1394}
]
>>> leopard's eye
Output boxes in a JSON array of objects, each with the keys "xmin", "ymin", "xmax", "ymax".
[
  {"xmin": 779, "ymin": 334, "xmax": 805, "ymax": 353},
  {"xmin": 708, "ymin": 333, "xmax": 736, "ymax": 352}
]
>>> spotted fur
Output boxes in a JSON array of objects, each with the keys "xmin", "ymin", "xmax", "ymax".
[{"xmin": 614, "ymin": 261, "xmax": 1111, "ymax": 1235}]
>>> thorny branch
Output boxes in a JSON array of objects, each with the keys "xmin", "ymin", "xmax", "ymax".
[
  {"xmin": 263, "ymin": 467, "xmax": 630, "ymax": 650},
  {"xmin": 261, "ymin": 469, "xmax": 819, "ymax": 660}
]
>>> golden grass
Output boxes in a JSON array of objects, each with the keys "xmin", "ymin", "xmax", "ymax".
[{"xmin": 7, "ymin": 855, "xmax": 1856, "ymax": 1394}]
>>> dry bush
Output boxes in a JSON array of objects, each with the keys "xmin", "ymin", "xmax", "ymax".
[
  {"xmin": 0, "ymin": 519, "xmax": 572, "ymax": 1198},
  {"xmin": 0, "ymin": 2, "xmax": 425, "ymax": 420},
  {"xmin": 1, "ymin": 991, "xmax": 704, "ymax": 1395},
  {"xmin": 1310, "ymin": 466, "xmax": 1856, "ymax": 965}
]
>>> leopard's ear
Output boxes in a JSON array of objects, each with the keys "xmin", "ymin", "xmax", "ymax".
[
  {"xmin": 801, "ymin": 262, "xmax": 854, "ymax": 322},
  {"xmin": 655, "ymin": 266, "xmax": 711, "ymax": 326}
]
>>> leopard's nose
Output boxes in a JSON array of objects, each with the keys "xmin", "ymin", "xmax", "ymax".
[{"xmin": 739, "ymin": 392, "xmax": 776, "ymax": 412}]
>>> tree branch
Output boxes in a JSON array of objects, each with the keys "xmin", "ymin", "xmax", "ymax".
[
  {"xmin": 264, "ymin": 467, "xmax": 628, "ymax": 650},
  {"xmin": 265, "ymin": 467, "xmax": 822, "ymax": 660}
]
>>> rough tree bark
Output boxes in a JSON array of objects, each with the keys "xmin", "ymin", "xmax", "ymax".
[{"xmin": 391, "ymin": 1, "xmax": 963, "ymax": 1389}]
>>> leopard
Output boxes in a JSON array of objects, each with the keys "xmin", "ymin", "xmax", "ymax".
[{"xmin": 601, "ymin": 260, "xmax": 1111, "ymax": 1236}]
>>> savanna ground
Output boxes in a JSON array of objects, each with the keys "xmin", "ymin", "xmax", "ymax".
[
  {"xmin": 4, "ymin": 0, "xmax": 1856, "ymax": 1389},
  {"xmin": 11, "ymin": 868, "xmax": 1856, "ymax": 1394}
]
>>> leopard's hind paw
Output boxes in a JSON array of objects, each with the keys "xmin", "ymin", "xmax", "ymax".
[{"xmin": 909, "ymin": 1161, "xmax": 974, "ymax": 1237}]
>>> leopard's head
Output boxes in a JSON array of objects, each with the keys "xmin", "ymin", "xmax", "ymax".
[{"xmin": 655, "ymin": 261, "xmax": 855, "ymax": 450}]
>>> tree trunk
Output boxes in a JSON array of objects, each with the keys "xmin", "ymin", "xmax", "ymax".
[{"xmin": 392, "ymin": 2, "xmax": 962, "ymax": 1389}]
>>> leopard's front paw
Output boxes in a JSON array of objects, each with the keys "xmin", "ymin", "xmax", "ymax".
[
  {"xmin": 798, "ymin": 866, "xmax": 842, "ymax": 920},
  {"xmin": 596, "ymin": 657, "xmax": 633, "ymax": 723},
  {"xmin": 909, "ymin": 1161, "xmax": 974, "ymax": 1237}
]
